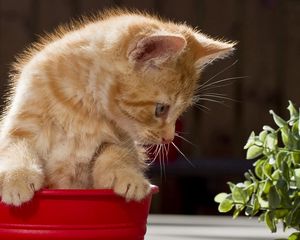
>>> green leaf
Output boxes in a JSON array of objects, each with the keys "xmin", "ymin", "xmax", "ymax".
[
  {"xmin": 263, "ymin": 162, "xmax": 273, "ymax": 179},
  {"xmin": 281, "ymin": 126, "xmax": 291, "ymax": 147},
  {"xmin": 286, "ymin": 199, "xmax": 300, "ymax": 227},
  {"xmin": 298, "ymin": 109, "xmax": 300, "ymax": 136},
  {"xmin": 258, "ymin": 196, "xmax": 269, "ymax": 209},
  {"xmin": 218, "ymin": 198, "xmax": 233, "ymax": 213},
  {"xmin": 287, "ymin": 100, "xmax": 298, "ymax": 121},
  {"xmin": 291, "ymin": 209, "xmax": 300, "ymax": 229},
  {"xmin": 247, "ymin": 195, "xmax": 260, "ymax": 216},
  {"xmin": 259, "ymin": 130, "xmax": 268, "ymax": 142},
  {"xmin": 294, "ymin": 169, "xmax": 300, "ymax": 189},
  {"xmin": 292, "ymin": 214, "xmax": 300, "ymax": 230},
  {"xmin": 263, "ymin": 179, "xmax": 272, "ymax": 194},
  {"xmin": 288, "ymin": 232, "xmax": 300, "ymax": 240},
  {"xmin": 281, "ymin": 161, "xmax": 290, "ymax": 181},
  {"xmin": 291, "ymin": 152, "xmax": 300, "ymax": 165},
  {"xmin": 271, "ymin": 169, "xmax": 281, "ymax": 181},
  {"xmin": 232, "ymin": 186, "xmax": 248, "ymax": 203},
  {"xmin": 244, "ymin": 131, "xmax": 256, "ymax": 149},
  {"xmin": 233, "ymin": 206, "xmax": 244, "ymax": 219},
  {"xmin": 265, "ymin": 133, "xmax": 278, "ymax": 151},
  {"xmin": 248, "ymin": 169, "xmax": 258, "ymax": 181},
  {"xmin": 258, "ymin": 212, "xmax": 266, "ymax": 222},
  {"xmin": 292, "ymin": 121, "xmax": 300, "ymax": 140},
  {"xmin": 255, "ymin": 158, "xmax": 266, "ymax": 179},
  {"xmin": 214, "ymin": 193, "xmax": 228, "ymax": 203},
  {"xmin": 270, "ymin": 110, "xmax": 288, "ymax": 128},
  {"xmin": 252, "ymin": 197, "xmax": 260, "ymax": 215},
  {"xmin": 247, "ymin": 145, "xmax": 263, "ymax": 159},
  {"xmin": 276, "ymin": 178, "xmax": 288, "ymax": 193},
  {"xmin": 265, "ymin": 211, "xmax": 277, "ymax": 233},
  {"xmin": 274, "ymin": 209, "xmax": 289, "ymax": 219},
  {"xmin": 276, "ymin": 179, "xmax": 292, "ymax": 208},
  {"xmin": 268, "ymin": 185, "xmax": 281, "ymax": 209},
  {"xmin": 263, "ymin": 125, "xmax": 275, "ymax": 132},
  {"xmin": 227, "ymin": 182, "xmax": 236, "ymax": 192},
  {"xmin": 244, "ymin": 180, "xmax": 251, "ymax": 187},
  {"xmin": 276, "ymin": 151, "xmax": 288, "ymax": 169},
  {"xmin": 244, "ymin": 172, "xmax": 251, "ymax": 181}
]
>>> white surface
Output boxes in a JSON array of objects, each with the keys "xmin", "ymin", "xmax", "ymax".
[{"xmin": 146, "ymin": 215, "xmax": 292, "ymax": 240}]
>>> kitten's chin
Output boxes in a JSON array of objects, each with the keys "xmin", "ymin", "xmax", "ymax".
[
  {"xmin": 115, "ymin": 121, "xmax": 160, "ymax": 144},
  {"xmin": 138, "ymin": 133, "xmax": 163, "ymax": 145},
  {"xmin": 134, "ymin": 137, "xmax": 161, "ymax": 146}
]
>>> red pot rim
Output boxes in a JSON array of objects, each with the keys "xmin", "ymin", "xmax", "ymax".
[{"xmin": 34, "ymin": 185, "xmax": 159, "ymax": 197}]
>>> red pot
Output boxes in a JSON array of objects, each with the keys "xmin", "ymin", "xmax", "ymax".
[{"xmin": 0, "ymin": 186, "xmax": 158, "ymax": 240}]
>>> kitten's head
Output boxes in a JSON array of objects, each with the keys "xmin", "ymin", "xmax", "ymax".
[{"xmin": 105, "ymin": 16, "xmax": 235, "ymax": 145}]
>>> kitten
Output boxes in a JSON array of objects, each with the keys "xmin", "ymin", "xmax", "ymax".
[{"xmin": 0, "ymin": 10, "xmax": 235, "ymax": 206}]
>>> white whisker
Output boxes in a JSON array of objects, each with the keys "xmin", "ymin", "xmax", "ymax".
[
  {"xmin": 148, "ymin": 144, "xmax": 160, "ymax": 166},
  {"xmin": 194, "ymin": 97, "xmax": 225, "ymax": 104},
  {"xmin": 166, "ymin": 143, "xmax": 170, "ymax": 158},
  {"xmin": 158, "ymin": 145, "xmax": 163, "ymax": 180},
  {"xmin": 197, "ymin": 81, "xmax": 234, "ymax": 91},
  {"xmin": 171, "ymin": 142, "xmax": 195, "ymax": 167},
  {"xmin": 194, "ymin": 93, "xmax": 237, "ymax": 102},
  {"xmin": 163, "ymin": 144, "xmax": 169, "ymax": 166},
  {"xmin": 175, "ymin": 133, "xmax": 198, "ymax": 148},
  {"xmin": 193, "ymin": 103, "xmax": 210, "ymax": 112},
  {"xmin": 161, "ymin": 144, "xmax": 166, "ymax": 180},
  {"xmin": 198, "ymin": 76, "xmax": 246, "ymax": 92},
  {"xmin": 199, "ymin": 60, "xmax": 238, "ymax": 88},
  {"xmin": 175, "ymin": 130, "xmax": 190, "ymax": 135}
]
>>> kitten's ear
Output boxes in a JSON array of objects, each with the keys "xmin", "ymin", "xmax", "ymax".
[
  {"xmin": 128, "ymin": 34, "xmax": 186, "ymax": 65},
  {"xmin": 194, "ymin": 33, "xmax": 236, "ymax": 67}
]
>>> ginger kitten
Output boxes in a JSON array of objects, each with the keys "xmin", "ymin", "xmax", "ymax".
[{"xmin": 0, "ymin": 10, "xmax": 235, "ymax": 206}]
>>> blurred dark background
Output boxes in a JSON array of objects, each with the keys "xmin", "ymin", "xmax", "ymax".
[{"xmin": 0, "ymin": 0, "xmax": 300, "ymax": 215}]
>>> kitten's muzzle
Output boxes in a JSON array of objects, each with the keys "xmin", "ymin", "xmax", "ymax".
[{"xmin": 161, "ymin": 126, "xmax": 175, "ymax": 144}]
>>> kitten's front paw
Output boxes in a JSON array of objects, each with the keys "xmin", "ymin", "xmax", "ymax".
[
  {"xmin": 95, "ymin": 169, "xmax": 151, "ymax": 201},
  {"xmin": 1, "ymin": 167, "xmax": 44, "ymax": 206}
]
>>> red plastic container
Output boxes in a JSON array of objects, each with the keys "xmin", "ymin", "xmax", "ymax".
[{"xmin": 0, "ymin": 186, "xmax": 158, "ymax": 240}]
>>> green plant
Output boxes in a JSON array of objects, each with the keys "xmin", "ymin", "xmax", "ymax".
[{"xmin": 215, "ymin": 101, "xmax": 300, "ymax": 240}]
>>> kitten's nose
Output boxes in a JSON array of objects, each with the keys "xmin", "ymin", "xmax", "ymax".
[{"xmin": 161, "ymin": 125, "xmax": 175, "ymax": 144}]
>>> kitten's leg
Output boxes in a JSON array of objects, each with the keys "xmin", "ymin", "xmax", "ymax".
[
  {"xmin": 92, "ymin": 144, "xmax": 151, "ymax": 201},
  {"xmin": 0, "ymin": 140, "xmax": 44, "ymax": 206}
]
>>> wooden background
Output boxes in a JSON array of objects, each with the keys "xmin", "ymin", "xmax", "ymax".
[{"xmin": 0, "ymin": 0, "xmax": 300, "ymax": 214}]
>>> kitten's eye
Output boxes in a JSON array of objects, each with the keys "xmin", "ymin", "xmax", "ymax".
[{"xmin": 155, "ymin": 103, "xmax": 170, "ymax": 118}]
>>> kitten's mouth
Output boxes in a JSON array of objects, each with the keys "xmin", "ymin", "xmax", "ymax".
[{"xmin": 136, "ymin": 140, "xmax": 160, "ymax": 146}]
